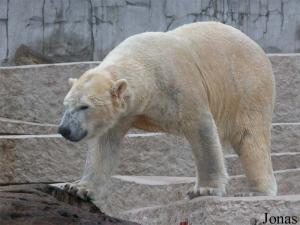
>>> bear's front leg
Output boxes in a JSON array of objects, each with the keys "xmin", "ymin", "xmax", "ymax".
[
  {"xmin": 61, "ymin": 136, "xmax": 101, "ymax": 201},
  {"xmin": 63, "ymin": 125, "xmax": 128, "ymax": 201},
  {"xmin": 185, "ymin": 112, "xmax": 228, "ymax": 199}
]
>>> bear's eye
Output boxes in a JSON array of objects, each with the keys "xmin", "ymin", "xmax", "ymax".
[{"xmin": 78, "ymin": 105, "xmax": 89, "ymax": 111}]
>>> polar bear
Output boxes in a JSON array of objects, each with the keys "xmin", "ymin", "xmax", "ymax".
[{"xmin": 58, "ymin": 22, "xmax": 277, "ymax": 200}]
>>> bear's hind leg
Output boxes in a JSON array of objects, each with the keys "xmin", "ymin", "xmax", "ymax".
[
  {"xmin": 232, "ymin": 128, "xmax": 277, "ymax": 196},
  {"xmin": 185, "ymin": 112, "xmax": 228, "ymax": 199}
]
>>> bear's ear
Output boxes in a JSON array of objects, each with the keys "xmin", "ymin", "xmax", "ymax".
[
  {"xmin": 68, "ymin": 78, "xmax": 78, "ymax": 86},
  {"xmin": 111, "ymin": 79, "xmax": 128, "ymax": 98}
]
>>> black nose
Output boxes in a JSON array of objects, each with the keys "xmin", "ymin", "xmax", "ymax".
[{"xmin": 58, "ymin": 126, "xmax": 71, "ymax": 139}]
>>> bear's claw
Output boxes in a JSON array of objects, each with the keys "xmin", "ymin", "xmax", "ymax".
[
  {"xmin": 62, "ymin": 182, "xmax": 94, "ymax": 201},
  {"xmin": 186, "ymin": 187, "xmax": 226, "ymax": 199},
  {"xmin": 234, "ymin": 192, "xmax": 265, "ymax": 197}
]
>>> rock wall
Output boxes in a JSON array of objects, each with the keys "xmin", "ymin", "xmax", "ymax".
[{"xmin": 1, "ymin": 0, "xmax": 300, "ymax": 65}]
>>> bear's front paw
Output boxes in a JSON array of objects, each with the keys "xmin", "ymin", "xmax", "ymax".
[
  {"xmin": 62, "ymin": 181, "xmax": 95, "ymax": 201},
  {"xmin": 186, "ymin": 187, "xmax": 226, "ymax": 199}
]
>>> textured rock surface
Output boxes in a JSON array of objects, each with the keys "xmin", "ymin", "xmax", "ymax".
[
  {"xmin": 1, "ymin": 0, "xmax": 300, "ymax": 66},
  {"xmin": 270, "ymin": 54, "xmax": 300, "ymax": 123},
  {"xmin": 271, "ymin": 123, "xmax": 300, "ymax": 152},
  {"xmin": 0, "ymin": 184, "xmax": 139, "ymax": 225},
  {"xmin": 0, "ymin": 135, "xmax": 87, "ymax": 184},
  {"xmin": 121, "ymin": 195, "xmax": 300, "ymax": 225},
  {"xmin": 0, "ymin": 62, "xmax": 98, "ymax": 124},
  {"xmin": 95, "ymin": 169, "xmax": 300, "ymax": 217}
]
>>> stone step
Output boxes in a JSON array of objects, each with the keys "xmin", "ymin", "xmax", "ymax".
[
  {"xmin": 1, "ymin": 124, "xmax": 300, "ymax": 183},
  {"xmin": 270, "ymin": 55, "xmax": 300, "ymax": 123},
  {"xmin": 0, "ymin": 117, "xmax": 57, "ymax": 135},
  {"xmin": 120, "ymin": 195, "xmax": 300, "ymax": 225},
  {"xmin": 0, "ymin": 62, "xmax": 98, "ymax": 125},
  {"xmin": 119, "ymin": 124, "xmax": 300, "ymax": 176},
  {"xmin": 226, "ymin": 152, "xmax": 300, "ymax": 176},
  {"xmin": 0, "ymin": 135, "xmax": 86, "ymax": 183},
  {"xmin": 93, "ymin": 168, "xmax": 300, "ymax": 218},
  {"xmin": 0, "ymin": 54, "xmax": 299, "ymax": 126}
]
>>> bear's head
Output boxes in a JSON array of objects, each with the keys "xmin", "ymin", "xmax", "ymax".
[{"xmin": 58, "ymin": 69, "xmax": 129, "ymax": 142}]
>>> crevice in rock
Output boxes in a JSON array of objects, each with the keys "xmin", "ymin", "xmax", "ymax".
[
  {"xmin": 125, "ymin": 0, "xmax": 151, "ymax": 9},
  {"xmin": 280, "ymin": 0, "xmax": 284, "ymax": 31},
  {"xmin": 42, "ymin": 0, "xmax": 45, "ymax": 55},
  {"xmin": 263, "ymin": 10, "xmax": 270, "ymax": 38},
  {"xmin": 66, "ymin": 0, "xmax": 71, "ymax": 16},
  {"xmin": 165, "ymin": 16, "xmax": 175, "ymax": 31},
  {"xmin": 5, "ymin": 0, "xmax": 9, "ymax": 62},
  {"xmin": 88, "ymin": 0, "xmax": 95, "ymax": 61}
]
